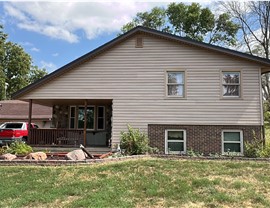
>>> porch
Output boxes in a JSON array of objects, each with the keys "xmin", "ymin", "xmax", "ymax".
[
  {"xmin": 27, "ymin": 99, "xmax": 112, "ymax": 148},
  {"xmin": 29, "ymin": 128, "xmax": 109, "ymax": 148}
]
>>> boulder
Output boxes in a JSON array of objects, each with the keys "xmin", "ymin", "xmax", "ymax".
[
  {"xmin": 0, "ymin": 153, "xmax": 17, "ymax": 161},
  {"xmin": 24, "ymin": 152, "xmax": 47, "ymax": 160},
  {"xmin": 65, "ymin": 149, "xmax": 87, "ymax": 161}
]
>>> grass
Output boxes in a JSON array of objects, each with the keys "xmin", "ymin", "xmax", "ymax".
[{"xmin": 0, "ymin": 158, "xmax": 270, "ymax": 207}]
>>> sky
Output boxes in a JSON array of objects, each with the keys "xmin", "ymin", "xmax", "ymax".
[{"xmin": 0, "ymin": 1, "xmax": 213, "ymax": 73}]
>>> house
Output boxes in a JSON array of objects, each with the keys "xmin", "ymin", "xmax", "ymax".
[
  {"xmin": 0, "ymin": 100, "xmax": 52, "ymax": 128},
  {"xmin": 12, "ymin": 26, "xmax": 270, "ymax": 154}
]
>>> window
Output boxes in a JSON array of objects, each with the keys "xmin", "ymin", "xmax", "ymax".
[
  {"xmin": 222, "ymin": 71, "xmax": 241, "ymax": 97},
  {"xmin": 69, "ymin": 106, "xmax": 76, "ymax": 129},
  {"xmin": 222, "ymin": 130, "xmax": 243, "ymax": 154},
  {"xmin": 167, "ymin": 71, "xmax": 185, "ymax": 97},
  {"xmin": 97, "ymin": 106, "xmax": 105, "ymax": 130},
  {"xmin": 77, "ymin": 106, "xmax": 95, "ymax": 130},
  {"xmin": 165, "ymin": 130, "xmax": 186, "ymax": 154}
]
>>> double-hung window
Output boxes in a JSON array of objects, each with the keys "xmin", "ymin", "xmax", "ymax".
[
  {"xmin": 222, "ymin": 130, "xmax": 243, "ymax": 154},
  {"xmin": 167, "ymin": 71, "xmax": 185, "ymax": 97},
  {"xmin": 222, "ymin": 71, "xmax": 241, "ymax": 98},
  {"xmin": 165, "ymin": 130, "xmax": 186, "ymax": 154}
]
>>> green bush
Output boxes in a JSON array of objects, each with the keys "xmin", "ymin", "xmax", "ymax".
[
  {"xmin": 244, "ymin": 131, "xmax": 270, "ymax": 158},
  {"xmin": 5, "ymin": 141, "xmax": 33, "ymax": 155},
  {"xmin": 120, "ymin": 124, "xmax": 151, "ymax": 155},
  {"xmin": 244, "ymin": 139, "xmax": 262, "ymax": 158}
]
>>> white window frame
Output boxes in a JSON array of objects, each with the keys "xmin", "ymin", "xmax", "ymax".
[
  {"xmin": 166, "ymin": 71, "xmax": 185, "ymax": 98},
  {"xmin": 221, "ymin": 71, "xmax": 241, "ymax": 98},
  {"xmin": 165, "ymin": 129, "xmax": 186, "ymax": 154},
  {"xmin": 69, "ymin": 106, "xmax": 76, "ymax": 129},
  {"xmin": 222, "ymin": 130, "xmax": 243, "ymax": 155}
]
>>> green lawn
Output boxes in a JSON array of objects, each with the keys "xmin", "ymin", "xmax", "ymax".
[{"xmin": 0, "ymin": 159, "xmax": 270, "ymax": 207}]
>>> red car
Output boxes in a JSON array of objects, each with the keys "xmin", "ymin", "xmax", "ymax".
[{"xmin": 0, "ymin": 122, "xmax": 39, "ymax": 145}]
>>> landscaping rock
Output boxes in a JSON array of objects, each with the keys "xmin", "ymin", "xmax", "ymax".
[
  {"xmin": 0, "ymin": 153, "xmax": 17, "ymax": 161},
  {"xmin": 65, "ymin": 149, "xmax": 87, "ymax": 161},
  {"xmin": 24, "ymin": 152, "xmax": 47, "ymax": 160}
]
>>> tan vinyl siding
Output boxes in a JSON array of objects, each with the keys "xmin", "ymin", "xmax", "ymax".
[{"xmin": 19, "ymin": 35, "xmax": 262, "ymax": 144}]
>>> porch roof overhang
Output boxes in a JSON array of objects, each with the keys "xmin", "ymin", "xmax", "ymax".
[
  {"xmin": 20, "ymin": 99, "xmax": 113, "ymax": 107},
  {"xmin": 261, "ymin": 67, "xmax": 270, "ymax": 74}
]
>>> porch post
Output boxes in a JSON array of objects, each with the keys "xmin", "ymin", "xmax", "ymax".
[
  {"xmin": 84, "ymin": 99, "xmax": 87, "ymax": 146},
  {"xmin": 28, "ymin": 99, "xmax": 33, "ymax": 143}
]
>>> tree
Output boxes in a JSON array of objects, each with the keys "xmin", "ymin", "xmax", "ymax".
[
  {"xmin": 120, "ymin": 3, "xmax": 239, "ymax": 47},
  {"xmin": 120, "ymin": 7, "xmax": 170, "ymax": 34},
  {"xmin": 222, "ymin": 1, "xmax": 270, "ymax": 59},
  {"xmin": 29, "ymin": 66, "xmax": 47, "ymax": 84},
  {"xmin": 3, "ymin": 41, "xmax": 32, "ymax": 98},
  {"xmin": 0, "ymin": 25, "xmax": 7, "ymax": 99},
  {"xmin": 0, "ymin": 25, "xmax": 47, "ymax": 100}
]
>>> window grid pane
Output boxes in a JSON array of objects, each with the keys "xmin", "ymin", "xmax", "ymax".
[
  {"xmin": 224, "ymin": 132, "xmax": 241, "ymax": 141},
  {"xmin": 223, "ymin": 85, "xmax": 240, "ymax": 97},
  {"xmin": 168, "ymin": 131, "xmax": 184, "ymax": 140},
  {"xmin": 168, "ymin": 72, "xmax": 184, "ymax": 84},
  {"xmin": 224, "ymin": 143, "xmax": 241, "ymax": 153},
  {"xmin": 168, "ymin": 84, "xmax": 184, "ymax": 96},
  {"xmin": 168, "ymin": 142, "xmax": 184, "ymax": 152},
  {"xmin": 222, "ymin": 72, "xmax": 240, "ymax": 84}
]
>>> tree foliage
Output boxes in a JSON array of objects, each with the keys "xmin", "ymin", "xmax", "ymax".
[
  {"xmin": 120, "ymin": 3, "xmax": 239, "ymax": 46},
  {"xmin": 120, "ymin": 7, "xmax": 170, "ymax": 33},
  {"xmin": 0, "ymin": 25, "xmax": 47, "ymax": 100}
]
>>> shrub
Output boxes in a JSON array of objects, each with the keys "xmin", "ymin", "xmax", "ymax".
[
  {"xmin": 5, "ymin": 141, "xmax": 33, "ymax": 155},
  {"xmin": 244, "ymin": 138, "xmax": 262, "ymax": 158},
  {"xmin": 244, "ymin": 131, "xmax": 270, "ymax": 158},
  {"xmin": 120, "ymin": 124, "xmax": 151, "ymax": 155}
]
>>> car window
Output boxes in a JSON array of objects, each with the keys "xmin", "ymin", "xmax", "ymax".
[{"xmin": 5, "ymin": 123, "xmax": 23, "ymax": 129}]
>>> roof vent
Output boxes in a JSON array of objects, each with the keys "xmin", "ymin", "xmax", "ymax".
[{"xmin": 135, "ymin": 36, "xmax": 143, "ymax": 48}]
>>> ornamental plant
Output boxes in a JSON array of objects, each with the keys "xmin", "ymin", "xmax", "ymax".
[
  {"xmin": 120, "ymin": 124, "xmax": 150, "ymax": 155},
  {"xmin": 5, "ymin": 141, "xmax": 33, "ymax": 155}
]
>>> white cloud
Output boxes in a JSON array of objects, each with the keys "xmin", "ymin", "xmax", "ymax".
[
  {"xmin": 3, "ymin": 2, "xmax": 161, "ymax": 43},
  {"xmin": 30, "ymin": 47, "xmax": 40, "ymax": 52},
  {"xmin": 52, "ymin": 53, "xmax": 59, "ymax": 57},
  {"xmin": 40, "ymin": 60, "xmax": 57, "ymax": 72}
]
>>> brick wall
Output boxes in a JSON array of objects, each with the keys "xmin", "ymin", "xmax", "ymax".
[{"xmin": 148, "ymin": 124, "xmax": 262, "ymax": 155}]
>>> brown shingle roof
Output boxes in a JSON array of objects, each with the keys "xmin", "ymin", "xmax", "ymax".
[{"xmin": 0, "ymin": 100, "xmax": 52, "ymax": 120}]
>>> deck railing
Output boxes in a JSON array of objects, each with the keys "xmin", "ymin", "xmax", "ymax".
[{"xmin": 29, "ymin": 128, "xmax": 84, "ymax": 147}]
